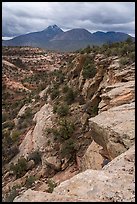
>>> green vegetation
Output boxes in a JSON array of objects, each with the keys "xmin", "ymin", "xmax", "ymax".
[
  {"xmin": 52, "ymin": 70, "xmax": 65, "ymax": 84},
  {"xmin": 61, "ymin": 138, "xmax": 77, "ymax": 159},
  {"xmin": 82, "ymin": 63, "xmax": 97, "ymax": 79},
  {"xmin": 25, "ymin": 175, "xmax": 36, "ymax": 188},
  {"xmin": 4, "ymin": 185, "xmax": 20, "ymax": 202},
  {"xmin": 10, "ymin": 157, "xmax": 27, "ymax": 178},
  {"xmin": 76, "ymin": 38, "xmax": 135, "ymax": 66},
  {"xmin": 47, "ymin": 119, "xmax": 75, "ymax": 141},
  {"xmin": 47, "ymin": 179, "xmax": 57, "ymax": 193},
  {"xmin": 62, "ymin": 85, "xmax": 70, "ymax": 93},
  {"xmin": 56, "ymin": 119, "xmax": 75, "ymax": 141},
  {"xmin": 27, "ymin": 150, "xmax": 42, "ymax": 165},
  {"xmin": 53, "ymin": 103, "xmax": 69, "ymax": 116},
  {"xmin": 119, "ymin": 57, "xmax": 129, "ymax": 66},
  {"xmin": 64, "ymin": 87, "xmax": 76, "ymax": 105},
  {"xmin": 51, "ymin": 89, "xmax": 60, "ymax": 100},
  {"xmin": 82, "ymin": 56, "xmax": 96, "ymax": 79},
  {"xmin": 11, "ymin": 130, "xmax": 21, "ymax": 142},
  {"xmin": 50, "ymin": 83, "xmax": 60, "ymax": 100},
  {"xmin": 91, "ymin": 105, "xmax": 99, "ymax": 116}
]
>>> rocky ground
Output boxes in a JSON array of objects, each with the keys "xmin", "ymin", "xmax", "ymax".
[
  {"xmin": 2, "ymin": 40, "xmax": 135, "ymax": 202},
  {"xmin": 14, "ymin": 145, "xmax": 135, "ymax": 202}
]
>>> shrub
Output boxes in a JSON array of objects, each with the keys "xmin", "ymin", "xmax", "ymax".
[
  {"xmin": 64, "ymin": 88, "xmax": 76, "ymax": 105},
  {"xmin": 92, "ymin": 105, "xmax": 98, "ymax": 116},
  {"xmin": 82, "ymin": 64, "xmax": 97, "ymax": 79},
  {"xmin": 53, "ymin": 104, "xmax": 58, "ymax": 114},
  {"xmin": 27, "ymin": 150, "xmax": 41, "ymax": 165},
  {"xmin": 11, "ymin": 130, "xmax": 20, "ymax": 142},
  {"xmin": 61, "ymin": 138, "xmax": 77, "ymax": 159},
  {"xmin": 51, "ymin": 89, "xmax": 59, "ymax": 100},
  {"xmin": 4, "ymin": 185, "xmax": 20, "ymax": 202},
  {"xmin": 126, "ymin": 37, "xmax": 133, "ymax": 44},
  {"xmin": 46, "ymin": 128, "xmax": 53, "ymax": 134},
  {"xmin": 47, "ymin": 179, "xmax": 57, "ymax": 193},
  {"xmin": 119, "ymin": 44, "xmax": 129, "ymax": 56},
  {"xmin": 47, "ymin": 140, "xmax": 51, "ymax": 146},
  {"xmin": 86, "ymin": 45, "xmax": 91, "ymax": 53},
  {"xmin": 128, "ymin": 52, "xmax": 135, "ymax": 63},
  {"xmin": 50, "ymin": 119, "xmax": 75, "ymax": 141},
  {"xmin": 62, "ymin": 85, "xmax": 69, "ymax": 93},
  {"xmin": 54, "ymin": 104, "xmax": 69, "ymax": 117},
  {"xmin": 10, "ymin": 157, "xmax": 27, "ymax": 178},
  {"xmin": 17, "ymin": 120, "xmax": 28, "ymax": 129},
  {"xmin": 58, "ymin": 119, "xmax": 75, "ymax": 140},
  {"xmin": 25, "ymin": 175, "xmax": 36, "ymax": 188},
  {"xmin": 119, "ymin": 57, "xmax": 129, "ymax": 66}
]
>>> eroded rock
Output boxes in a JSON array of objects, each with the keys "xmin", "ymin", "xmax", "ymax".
[
  {"xmin": 89, "ymin": 102, "xmax": 135, "ymax": 159},
  {"xmin": 80, "ymin": 140, "xmax": 104, "ymax": 171},
  {"xmin": 13, "ymin": 145, "xmax": 135, "ymax": 202}
]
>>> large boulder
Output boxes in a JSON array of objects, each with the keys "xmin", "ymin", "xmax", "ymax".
[
  {"xmin": 42, "ymin": 156, "xmax": 61, "ymax": 172},
  {"xmin": 32, "ymin": 103, "xmax": 54, "ymax": 151},
  {"xmin": 80, "ymin": 140, "xmax": 104, "ymax": 171},
  {"xmin": 89, "ymin": 102, "xmax": 135, "ymax": 159}
]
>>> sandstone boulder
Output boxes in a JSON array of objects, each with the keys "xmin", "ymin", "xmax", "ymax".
[
  {"xmin": 43, "ymin": 156, "xmax": 61, "ymax": 171},
  {"xmin": 89, "ymin": 102, "xmax": 135, "ymax": 159},
  {"xmin": 80, "ymin": 140, "xmax": 104, "ymax": 171}
]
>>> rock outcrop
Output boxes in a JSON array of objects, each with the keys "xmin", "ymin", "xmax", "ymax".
[
  {"xmin": 13, "ymin": 145, "xmax": 135, "ymax": 202},
  {"xmin": 89, "ymin": 102, "xmax": 135, "ymax": 160}
]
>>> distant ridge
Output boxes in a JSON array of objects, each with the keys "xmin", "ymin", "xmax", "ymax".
[{"xmin": 2, "ymin": 25, "xmax": 134, "ymax": 52}]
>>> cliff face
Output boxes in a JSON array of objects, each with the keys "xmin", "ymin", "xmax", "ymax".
[{"xmin": 2, "ymin": 41, "xmax": 135, "ymax": 202}]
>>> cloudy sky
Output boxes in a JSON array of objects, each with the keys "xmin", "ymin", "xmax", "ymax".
[{"xmin": 2, "ymin": 2, "xmax": 135, "ymax": 39}]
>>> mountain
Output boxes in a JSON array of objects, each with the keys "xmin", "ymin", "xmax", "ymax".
[
  {"xmin": 2, "ymin": 25, "xmax": 64, "ymax": 48},
  {"xmin": 52, "ymin": 28, "xmax": 92, "ymax": 41},
  {"xmin": 2, "ymin": 25, "xmax": 134, "ymax": 52}
]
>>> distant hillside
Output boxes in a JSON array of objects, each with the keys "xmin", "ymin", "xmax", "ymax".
[{"xmin": 2, "ymin": 25, "xmax": 134, "ymax": 52}]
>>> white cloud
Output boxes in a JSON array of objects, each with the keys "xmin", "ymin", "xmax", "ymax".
[{"xmin": 2, "ymin": 2, "xmax": 135, "ymax": 37}]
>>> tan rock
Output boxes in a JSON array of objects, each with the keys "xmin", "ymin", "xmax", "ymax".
[
  {"xmin": 36, "ymin": 182, "xmax": 49, "ymax": 192},
  {"xmin": 27, "ymin": 160, "xmax": 35, "ymax": 171},
  {"xmin": 43, "ymin": 156, "xmax": 61, "ymax": 171},
  {"xmin": 13, "ymin": 145, "xmax": 135, "ymax": 202},
  {"xmin": 36, "ymin": 168, "xmax": 47, "ymax": 180},
  {"xmin": 80, "ymin": 113, "xmax": 89, "ymax": 127},
  {"xmin": 80, "ymin": 140, "xmax": 104, "ymax": 171},
  {"xmin": 89, "ymin": 102, "xmax": 135, "ymax": 159},
  {"xmin": 99, "ymin": 81, "xmax": 135, "ymax": 112},
  {"xmin": 32, "ymin": 103, "xmax": 54, "ymax": 151}
]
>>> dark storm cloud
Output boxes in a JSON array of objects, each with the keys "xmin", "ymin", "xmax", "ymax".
[{"xmin": 2, "ymin": 2, "xmax": 135, "ymax": 37}]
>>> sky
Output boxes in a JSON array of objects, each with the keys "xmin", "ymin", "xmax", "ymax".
[{"xmin": 2, "ymin": 2, "xmax": 135, "ymax": 39}]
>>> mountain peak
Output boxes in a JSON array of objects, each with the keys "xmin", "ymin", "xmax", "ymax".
[
  {"xmin": 50, "ymin": 24, "xmax": 59, "ymax": 29},
  {"xmin": 44, "ymin": 24, "xmax": 63, "ymax": 32}
]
